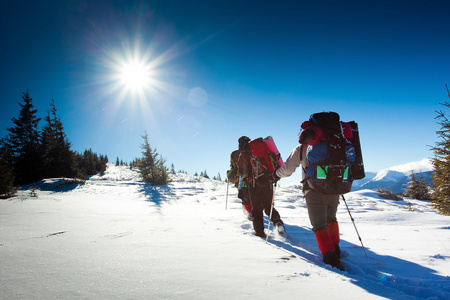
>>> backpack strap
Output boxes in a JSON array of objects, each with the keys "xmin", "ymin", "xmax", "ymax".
[
  {"xmin": 299, "ymin": 144, "xmax": 311, "ymax": 192},
  {"xmin": 299, "ymin": 144, "xmax": 304, "ymax": 161}
]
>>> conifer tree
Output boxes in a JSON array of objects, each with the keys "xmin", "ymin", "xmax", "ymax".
[
  {"xmin": 96, "ymin": 154, "xmax": 108, "ymax": 175},
  {"xmin": 6, "ymin": 90, "xmax": 42, "ymax": 184},
  {"xmin": 41, "ymin": 98, "xmax": 77, "ymax": 178},
  {"xmin": 431, "ymin": 85, "xmax": 450, "ymax": 215},
  {"xmin": 83, "ymin": 149, "xmax": 96, "ymax": 176},
  {"xmin": 137, "ymin": 133, "xmax": 170, "ymax": 185},
  {"xmin": 0, "ymin": 138, "xmax": 16, "ymax": 198},
  {"xmin": 75, "ymin": 149, "xmax": 107, "ymax": 178},
  {"xmin": 405, "ymin": 172, "xmax": 431, "ymax": 200}
]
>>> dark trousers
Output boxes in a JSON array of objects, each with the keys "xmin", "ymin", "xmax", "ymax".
[
  {"xmin": 305, "ymin": 189, "xmax": 339, "ymax": 232},
  {"xmin": 248, "ymin": 183, "xmax": 281, "ymax": 234}
]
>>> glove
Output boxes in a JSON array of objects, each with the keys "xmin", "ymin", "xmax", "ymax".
[
  {"xmin": 238, "ymin": 176, "xmax": 248, "ymax": 190},
  {"xmin": 271, "ymin": 172, "xmax": 280, "ymax": 183}
]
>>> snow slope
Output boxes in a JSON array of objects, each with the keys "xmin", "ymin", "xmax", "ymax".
[{"xmin": 1, "ymin": 164, "xmax": 449, "ymax": 299}]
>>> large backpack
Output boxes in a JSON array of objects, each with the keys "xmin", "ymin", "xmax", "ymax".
[
  {"xmin": 227, "ymin": 150, "xmax": 241, "ymax": 187},
  {"xmin": 247, "ymin": 136, "xmax": 283, "ymax": 186},
  {"xmin": 299, "ymin": 112, "xmax": 365, "ymax": 194}
]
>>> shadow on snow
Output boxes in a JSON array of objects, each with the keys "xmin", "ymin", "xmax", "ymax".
[
  {"xmin": 20, "ymin": 178, "xmax": 83, "ymax": 193},
  {"xmin": 265, "ymin": 222, "xmax": 450, "ymax": 300},
  {"xmin": 139, "ymin": 183, "xmax": 175, "ymax": 208}
]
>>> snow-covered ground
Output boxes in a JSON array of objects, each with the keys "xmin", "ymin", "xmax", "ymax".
[{"xmin": 1, "ymin": 164, "xmax": 449, "ymax": 299}]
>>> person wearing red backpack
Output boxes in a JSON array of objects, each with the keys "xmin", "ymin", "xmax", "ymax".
[{"xmin": 237, "ymin": 136, "xmax": 285, "ymax": 238}]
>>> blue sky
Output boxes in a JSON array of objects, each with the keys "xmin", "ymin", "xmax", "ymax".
[{"xmin": 1, "ymin": 0, "xmax": 448, "ymax": 185}]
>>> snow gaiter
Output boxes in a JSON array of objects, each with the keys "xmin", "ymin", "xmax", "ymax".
[
  {"xmin": 314, "ymin": 229, "xmax": 335, "ymax": 255},
  {"xmin": 244, "ymin": 202, "xmax": 252, "ymax": 213},
  {"xmin": 327, "ymin": 222, "xmax": 340, "ymax": 245}
]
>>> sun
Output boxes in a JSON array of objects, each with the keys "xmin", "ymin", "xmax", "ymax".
[{"xmin": 118, "ymin": 59, "xmax": 153, "ymax": 92}]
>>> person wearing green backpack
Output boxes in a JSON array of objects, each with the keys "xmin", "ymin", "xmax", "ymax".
[{"xmin": 274, "ymin": 112, "xmax": 352, "ymax": 271}]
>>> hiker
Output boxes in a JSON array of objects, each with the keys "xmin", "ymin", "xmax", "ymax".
[
  {"xmin": 237, "ymin": 136, "xmax": 285, "ymax": 238},
  {"xmin": 274, "ymin": 112, "xmax": 352, "ymax": 271},
  {"xmin": 227, "ymin": 150, "xmax": 253, "ymax": 220}
]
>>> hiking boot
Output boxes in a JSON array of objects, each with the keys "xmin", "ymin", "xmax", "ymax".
[
  {"xmin": 255, "ymin": 231, "xmax": 266, "ymax": 238},
  {"xmin": 274, "ymin": 221, "xmax": 286, "ymax": 236},
  {"xmin": 323, "ymin": 251, "xmax": 344, "ymax": 271}
]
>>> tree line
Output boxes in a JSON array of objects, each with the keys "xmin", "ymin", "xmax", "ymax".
[
  {"xmin": 0, "ymin": 89, "xmax": 216, "ymax": 198},
  {"xmin": 0, "ymin": 90, "xmax": 108, "ymax": 197}
]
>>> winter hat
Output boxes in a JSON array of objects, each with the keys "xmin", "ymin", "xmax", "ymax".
[{"xmin": 238, "ymin": 136, "xmax": 250, "ymax": 151}]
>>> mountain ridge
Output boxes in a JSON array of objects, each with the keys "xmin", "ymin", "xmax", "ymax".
[{"xmin": 352, "ymin": 158, "xmax": 433, "ymax": 193}]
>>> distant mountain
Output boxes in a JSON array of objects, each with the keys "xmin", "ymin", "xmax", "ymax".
[{"xmin": 352, "ymin": 158, "xmax": 434, "ymax": 193}]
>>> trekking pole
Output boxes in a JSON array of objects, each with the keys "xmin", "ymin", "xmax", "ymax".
[
  {"xmin": 266, "ymin": 183, "xmax": 276, "ymax": 243},
  {"xmin": 342, "ymin": 195, "xmax": 368, "ymax": 257},
  {"xmin": 225, "ymin": 180, "xmax": 229, "ymax": 210}
]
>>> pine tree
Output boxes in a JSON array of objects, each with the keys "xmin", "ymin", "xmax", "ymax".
[
  {"xmin": 96, "ymin": 154, "xmax": 108, "ymax": 175},
  {"xmin": 83, "ymin": 149, "xmax": 96, "ymax": 176},
  {"xmin": 6, "ymin": 90, "xmax": 42, "ymax": 184},
  {"xmin": 137, "ymin": 133, "xmax": 170, "ymax": 185},
  {"xmin": 431, "ymin": 85, "xmax": 450, "ymax": 215},
  {"xmin": 76, "ymin": 149, "xmax": 107, "ymax": 178},
  {"xmin": 41, "ymin": 98, "xmax": 77, "ymax": 179},
  {"xmin": 405, "ymin": 172, "xmax": 431, "ymax": 200},
  {"xmin": 0, "ymin": 138, "xmax": 16, "ymax": 198}
]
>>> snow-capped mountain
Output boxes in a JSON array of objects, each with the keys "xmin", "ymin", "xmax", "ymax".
[{"xmin": 352, "ymin": 158, "xmax": 433, "ymax": 193}]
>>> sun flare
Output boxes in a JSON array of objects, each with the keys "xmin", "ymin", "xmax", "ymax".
[{"xmin": 118, "ymin": 60, "xmax": 153, "ymax": 92}]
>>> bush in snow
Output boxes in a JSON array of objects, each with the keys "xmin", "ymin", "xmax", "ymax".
[{"xmin": 376, "ymin": 188, "xmax": 403, "ymax": 200}]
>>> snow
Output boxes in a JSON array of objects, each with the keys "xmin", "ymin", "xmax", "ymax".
[
  {"xmin": 372, "ymin": 159, "xmax": 432, "ymax": 182},
  {"xmin": 1, "ymin": 164, "xmax": 449, "ymax": 300},
  {"xmin": 372, "ymin": 169, "xmax": 406, "ymax": 182},
  {"xmin": 386, "ymin": 158, "xmax": 434, "ymax": 175}
]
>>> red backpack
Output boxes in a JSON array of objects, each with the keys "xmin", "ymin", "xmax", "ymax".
[{"xmin": 248, "ymin": 136, "xmax": 283, "ymax": 184}]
